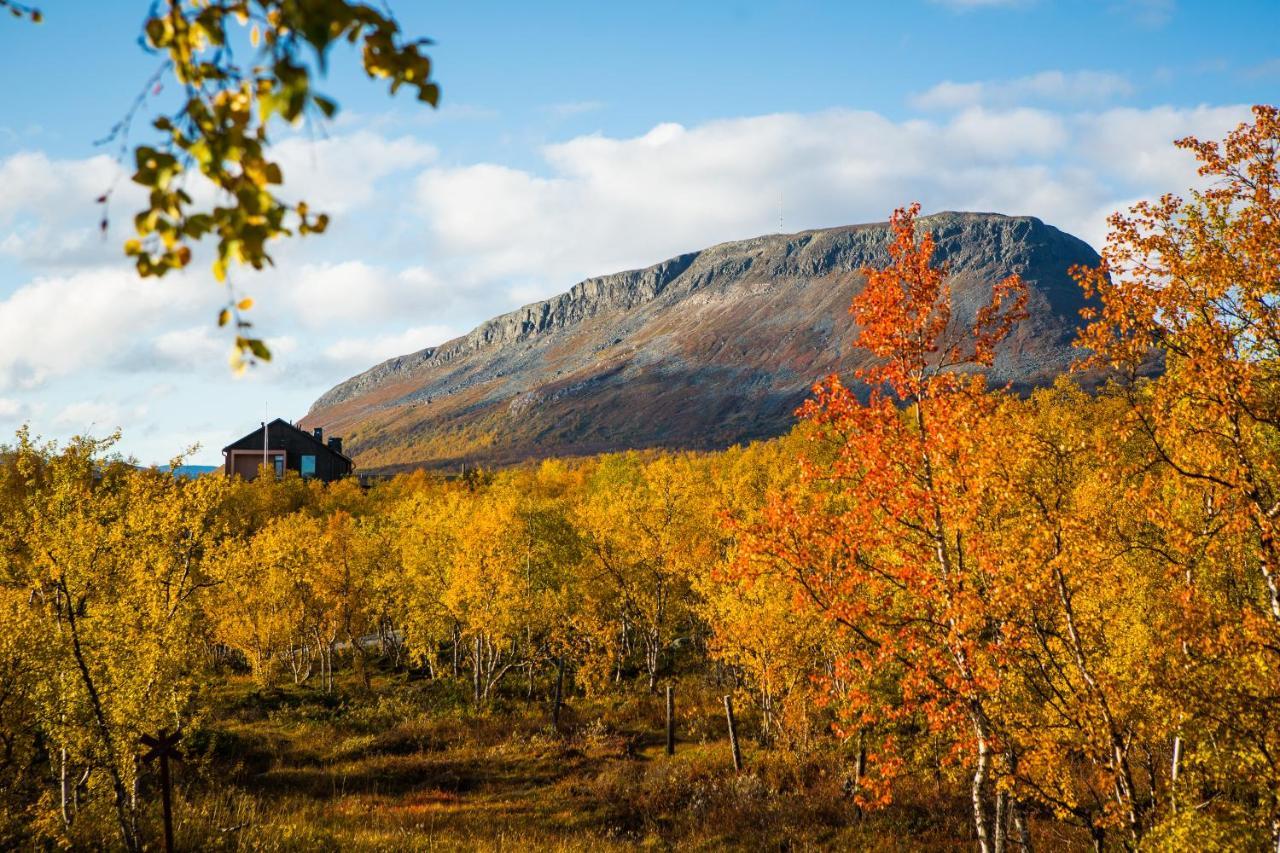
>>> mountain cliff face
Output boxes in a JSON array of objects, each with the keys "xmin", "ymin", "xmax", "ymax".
[{"xmin": 303, "ymin": 212, "xmax": 1098, "ymax": 472}]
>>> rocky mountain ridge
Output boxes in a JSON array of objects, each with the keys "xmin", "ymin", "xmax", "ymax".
[{"xmin": 304, "ymin": 212, "xmax": 1098, "ymax": 471}]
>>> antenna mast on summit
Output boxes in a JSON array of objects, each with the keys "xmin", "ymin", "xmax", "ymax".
[{"xmin": 778, "ymin": 190, "xmax": 783, "ymax": 233}]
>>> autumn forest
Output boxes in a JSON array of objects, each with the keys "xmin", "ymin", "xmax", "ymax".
[{"xmin": 2, "ymin": 107, "xmax": 1278, "ymax": 851}]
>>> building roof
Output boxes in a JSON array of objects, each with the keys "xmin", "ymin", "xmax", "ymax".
[{"xmin": 221, "ymin": 417, "xmax": 355, "ymax": 466}]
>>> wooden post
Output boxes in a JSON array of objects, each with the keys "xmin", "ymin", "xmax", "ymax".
[
  {"xmin": 140, "ymin": 728, "xmax": 183, "ymax": 853},
  {"xmin": 666, "ymin": 684, "xmax": 675, "ymax": 755},
  {"xmin": 551, "ymin": 656, "xmax": 566, "ymax": 731},
  {"xmin": 723, "ymin": 694, "xmax": 743, "ymax": 772}
]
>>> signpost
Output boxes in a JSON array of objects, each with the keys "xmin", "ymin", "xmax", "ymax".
[{"xmin": 139, "ymin": 727, "xmax": 183, "ymax": 853}]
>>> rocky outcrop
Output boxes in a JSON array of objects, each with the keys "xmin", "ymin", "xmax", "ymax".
[{"xmin": 303, "ymin": 212, "xmax": 1098, "ymax": 472}]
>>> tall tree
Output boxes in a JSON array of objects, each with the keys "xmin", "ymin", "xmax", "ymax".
[
  {"xmin": 738, "ymin": 203, "xmax": 1029, "ymax": 851},
  {"xmin": 1073, "ymin": 104, "xmax": 1280, "ymax": 849}
]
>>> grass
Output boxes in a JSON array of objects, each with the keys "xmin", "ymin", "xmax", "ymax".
[{"xmin": 155, "ymin": 668, "xmax": 1015, "ymax": 851}]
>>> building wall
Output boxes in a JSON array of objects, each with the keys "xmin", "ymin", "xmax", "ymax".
[{"xmin": 228, "ymin": 450, "xmax": 286, "ymax": 480}]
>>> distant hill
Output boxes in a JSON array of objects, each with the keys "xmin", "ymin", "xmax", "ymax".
[
  {"xmin": 303, "ymin": 212, "xmax": 1098, "ymax": 472},
  {"xmin": 171, "ymin": 465, "xmax": 219, "ymax": 479}
]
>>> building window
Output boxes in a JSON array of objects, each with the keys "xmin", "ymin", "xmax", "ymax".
[
  {"xmin": 274, "ymin": 456, "xmax": 285, "ymax": 479},
  {"xmin": 301, "ymin": 454, "xmax": 316, "ymax": 478}
]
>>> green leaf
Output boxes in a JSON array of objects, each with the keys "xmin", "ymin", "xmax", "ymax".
[
  {"xmin": 313, "ymin": 94, "xmax": 338, "ymax": 118},
  {"xmin": 246, "ymin": 338, "xmax": 271, "ymax": 361}
]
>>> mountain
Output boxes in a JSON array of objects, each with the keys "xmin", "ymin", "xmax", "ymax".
[{"xmin": 302, "ymin": 212, "xmax": 1098, "ymax": 472}]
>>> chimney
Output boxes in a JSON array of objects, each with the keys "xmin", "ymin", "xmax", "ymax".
[
  {"xmin": 313, "ymin": 427, "xmax": 323, "ymax": 443},
  {"xmin": 328, "ymin": 436, "xmax": 343, "ymax": 455}
]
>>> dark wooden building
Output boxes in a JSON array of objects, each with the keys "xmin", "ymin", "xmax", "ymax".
[{"xmin": 222, "ymin": 418, "xmax": 354, "ymax": 482}]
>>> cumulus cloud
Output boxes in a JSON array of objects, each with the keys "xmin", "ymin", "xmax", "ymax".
[
  {"xmin": 0, "ymin": 397, "xmax": 29, "ymax": 422},
  {"xmin": 0, "ymin": 130, "xmax": 433, "ymax": 278},
  {"xmin": 263, "ymin": 260, "xmax": 454, "ymax": 330},
  {"xmin": 323, "ymin": 324, "xmax": 458, "ymax": 369},
  {"xmin": 52, "ymin": 400, "xmax": 145, "ymax": 431},
  {"xmin": 0, "ymin": 267, "xmax": 207, "ymax": 390},
  {"xmin": 912, "ymin": 71, "xmax": 1135, "ymax": 111},
  {"xmin": 411, "ymin": 104, "xmax": 1249, "ymax": 294},
  {"xmin": 0, "ymin": 151, "xmax": 135, "ymax": 269},
  {"xmin": 151, "ymin": 325, "xmax": 229, "ymax": 369},
  {"xmin": 1072, "ymin": 105, "xmax": 1248, "ymax": 185},
  {"xmin": 271, "ymin": 130, "xmax": 437, "ymax": 213}
]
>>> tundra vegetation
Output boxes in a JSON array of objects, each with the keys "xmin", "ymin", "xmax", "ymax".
[{"xmin": 0, "ymin": 107, "xmax": 1277, "ymax": 851}]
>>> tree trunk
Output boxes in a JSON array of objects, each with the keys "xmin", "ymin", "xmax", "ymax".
[
  {"xmin": 994, "ymin": 787, "xmax": 1008, "ymax": 853},
  {"xmin": 1013, "ymin": 801, "xmax": 1032, "ymax": 852},
  {"xmin": 645, "ymin": 633, "xmax": 660, "ymax": 693},
  {"xmin": 855, "ymin": 730, "xmax": 867, "ymax": 788},
  {"xmin": 724, "ymin": 694, "xmax": 744, "ymax": 772},
  {"xmin": 551, "ymin": 656, "xmax": 565, "ymax": 731},
  {"xmin": 473, "ymin": 634, "xmax": 483, "ymax": 705},
  {"xmin": 1007, "ymin": 749, "xmax": 1033, "ymax": 852},
  {"xmin": 60, "ymin": 747, "xmax": 70, "ymax": 826},
  {"xmin": 972, "ymin": 721, "xmax": 993, "ymax": 853},
  {"xmin": 1170, "ymin": 735, "xmax": 1182, "ymax": 813},
  {"xmin": 324, "ymin": 641, "xmax": 335, "ymax": 692},
  {"xmin": 348, "ymin": 630, "xmax": 372, "ymax": 690},
  {"xmin": 452, "ymin": 623, "xmax": 460, "ymax": 678}
]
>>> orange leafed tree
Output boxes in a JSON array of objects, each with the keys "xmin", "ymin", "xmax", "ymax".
[
  {"xmin": 737, "ymin": 204, "xmax": 1027, "ymax": 852},
  {"xmin": 1074, "ymin": 105, "xmax": 1280, "ymax": 623},
  {"xmin": 1072, "ymin": 104, "xmax": 1280, "ymax": 847}
]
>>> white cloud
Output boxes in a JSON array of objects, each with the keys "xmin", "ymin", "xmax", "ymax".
[
  {"xmin": 271, "ymin": 131, "xmax": 437, "ymax": 213},
  {"xmin": 267, "ymin": 261, "xmax": 451, "ymax": 330},
  {"xmin": 52, "ymin": 400, "xmax": 146, "ymax": 431},
  {"xmin": 323, "ymin": 324, "xmax": 457, "ymax": 368},
  {"xmin": 1073, "ymin": 105, "xmax": 1247, "ymax": 185},
  {"xmin": 913, "ymin": 71, "xmax": 1134, "ymax": 111},
  {"xmin": 151, "ymin": 325, "xmax": 228, "ymax": 368},
  {"xmin": 0, "ymin": 130, "xmax": 435, "ymax": 279},
  {"xmin": 944, "ymin": 107, "xmax": 1068, "ymax": 157},
  {"xmin": 0, "ymin": 267, "xmax": 207, "ymax": 390},
  {"xmin": 410, "ymin": 105, "xmax": 1248, "ymax": 296},
  {"xmin": 0, "ymin": 151, "xmax": 119, "ymax": 225},
  {"xmin": 0, "ymin": 151, "xmax": 137, "ymax": 269},
  {"xmin": 0, "ymin": 397, "xmax": 28, "ymax": 422}
]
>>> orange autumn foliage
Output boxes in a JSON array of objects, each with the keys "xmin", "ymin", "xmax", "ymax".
[{"xmin": 738, "ymin": 203, "xmax": 1029, "ymax": 851}]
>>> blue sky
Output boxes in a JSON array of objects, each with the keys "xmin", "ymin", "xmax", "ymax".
[{"xmin": 0, "ymin": 0, "xmax": 1276, "ymax": 465}]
